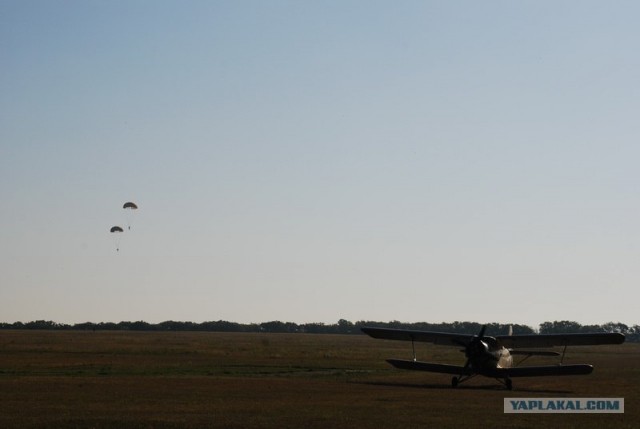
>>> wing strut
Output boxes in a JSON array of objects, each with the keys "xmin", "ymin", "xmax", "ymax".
[
  {"xmin": 561, "ymin": 345, "xmax": 567, "ymax": 364},
  {"xmin": 411, "ymin": 338, "xmax": 416, "ymax": 362}
]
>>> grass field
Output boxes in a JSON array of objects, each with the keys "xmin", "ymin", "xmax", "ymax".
[{"xmin": 0, "ymin": 330, "xmax": 638, "ymax": 428}]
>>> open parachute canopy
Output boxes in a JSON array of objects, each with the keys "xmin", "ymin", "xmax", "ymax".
[
  {"xmin": 110, "ymin": 226, "xmax": 124, "ymax": 233},
  {"xmin": 123, "ymin": 202, "xmax": 138, "ymax": 210}
]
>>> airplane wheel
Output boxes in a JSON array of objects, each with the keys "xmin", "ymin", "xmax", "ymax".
[
  {"xmin": 506, "ymin": 379, "xmax": 512, "ymax": 390},
  {"xmin": 451, "ymin": 377, "xmax": 459, "ymax": 388}
]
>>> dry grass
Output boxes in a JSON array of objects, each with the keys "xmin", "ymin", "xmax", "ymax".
[{"xmin": 0, "ymin": 331, "xmax": 638, "ymax": 428}]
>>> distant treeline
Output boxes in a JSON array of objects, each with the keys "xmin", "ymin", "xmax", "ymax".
[{"xmin": 1, "ymin": 319, "xmax": 638, "ymax": 341}]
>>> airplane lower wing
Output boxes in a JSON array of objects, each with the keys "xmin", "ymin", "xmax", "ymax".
[
  {"xmin": 386, "ymin": 359, "xmax": 472, "ymax": 375},
  {"xmin": 510, "ymin": 350, "xmax": 560, "ymax": 357},
  {"xmin": 386, "ymin": 359, "xmax": 593, "ymax": 378},
  {"xmin": 485, "ymin": 364, "xmax": 594, "ymax": 378}
]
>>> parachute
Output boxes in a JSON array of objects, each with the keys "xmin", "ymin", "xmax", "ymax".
[
  {"xmin": 110, "ymin": 226, "xmax": 124, "ymax": 251},
  {"xmin": 109, "ymin": 202, "xmax": 140, "ymax": 251},
  {"xmin": 122, "ymin": 201, "xmax": 138, "ymax": 230}
]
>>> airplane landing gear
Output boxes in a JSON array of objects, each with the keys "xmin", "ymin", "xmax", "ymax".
[
  {"xmin": 506, "ymin": 378, "xmax": 513, "ymax": 390},
  {"xmin": 451, "ymin": 374, "xmax": 475, "ymax": 388}
]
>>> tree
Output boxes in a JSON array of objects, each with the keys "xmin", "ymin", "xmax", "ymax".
[{"xmin": 539, "ymin": 320, "xmax": 583, "ymax": 334}]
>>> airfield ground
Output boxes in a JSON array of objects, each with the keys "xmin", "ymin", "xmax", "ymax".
[{"xmin": 0, "ymin": 330, "xmax": 637, "ymax": 428}]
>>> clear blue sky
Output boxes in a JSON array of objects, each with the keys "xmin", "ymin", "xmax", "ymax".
[{"xmin": 1, "ymin": 1, "xmax": 639, "ymax": 327}]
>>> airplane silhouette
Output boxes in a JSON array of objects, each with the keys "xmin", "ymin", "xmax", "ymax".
[{"xmin": 362, "ymin": 325, "xmax": 625, "ymax": 390}]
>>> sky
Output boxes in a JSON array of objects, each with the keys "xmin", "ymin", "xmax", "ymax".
[{"xmin": 1, "ymin": 1, "xmax": 639, "ymax": 328}]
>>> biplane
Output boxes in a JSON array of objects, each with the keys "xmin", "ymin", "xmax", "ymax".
[{"xmin": 361, "ymin": 325, "xmax": 625, "ymax": 389}]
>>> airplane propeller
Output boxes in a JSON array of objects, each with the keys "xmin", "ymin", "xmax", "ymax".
[{"xmin": 454, "ymin": 325, "xmax": 488, "ymax": 373}]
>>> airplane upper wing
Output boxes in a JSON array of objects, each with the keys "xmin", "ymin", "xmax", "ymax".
[
  {"xmin": 496, "ymin": 332, "xmax": 625, "ymax": 348},
  {"xmin": 362, "ymin": 327, "xmax": 625, "ymax": 348},
  {"xmin": 361, "ymin": 327, "xmax": 477, "ymax": 346}
]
